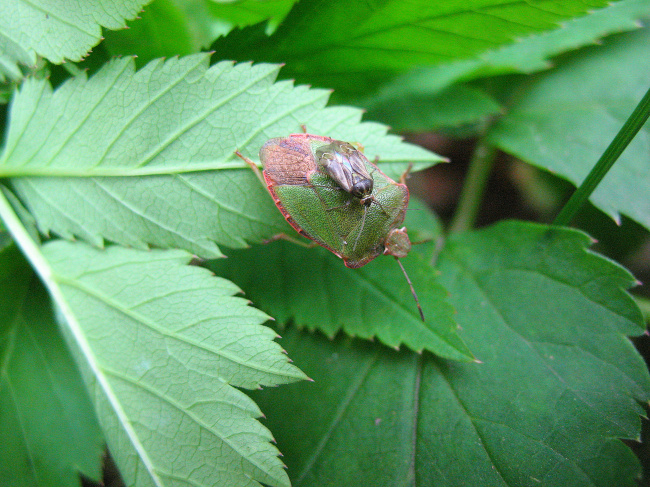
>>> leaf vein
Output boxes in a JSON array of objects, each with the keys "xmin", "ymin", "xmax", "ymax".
[
  {"xmin": 295, "ymin": 352, "xmax": 378, "ymax": 486},
  {"xmin": 55, "ymin": 276, "xmax": 294, "ymax": 379}
]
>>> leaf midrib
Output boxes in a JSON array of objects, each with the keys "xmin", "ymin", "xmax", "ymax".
[{"xmin": 101, "ymin": 365, "xmax": 287, "ymax": 486}]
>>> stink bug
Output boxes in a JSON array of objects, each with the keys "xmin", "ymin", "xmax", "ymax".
[{"xmin": 236, "ymin": 133, "xmax": 424, "ymax": 320}]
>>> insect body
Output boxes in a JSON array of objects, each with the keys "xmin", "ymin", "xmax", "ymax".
[
  {"xmin": 236, "ymin": 133, "xmax": 424, "ymax": 320},
  {"xmin": 257, "ymin": 133, "xmax": 409, "ymax": 268}
]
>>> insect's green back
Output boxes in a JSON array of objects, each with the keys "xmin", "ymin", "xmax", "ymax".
[{"xmin": 274, "ymin": 163, "xmax": 408, "ymax": 268}]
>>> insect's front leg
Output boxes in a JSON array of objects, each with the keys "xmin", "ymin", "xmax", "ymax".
[
  {"xmin": 399, "ymin": 162, "xmax": 414, "ymax": 185},
  {"xmin": 235, "ymin": 150, "xmax": 265, "ymax": 187},
  {"xmin": 263, "ymin": 233, "xmax": 319, "ymax": 248}
]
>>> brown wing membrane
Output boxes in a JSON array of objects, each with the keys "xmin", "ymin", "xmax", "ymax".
[{"xmin": 260, "ymin": 137, "xmax": 317, "ymax": 185}]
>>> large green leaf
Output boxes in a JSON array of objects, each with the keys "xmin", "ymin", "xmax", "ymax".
[
  {"xmin": 0, "ymin": 245, "xmax": 103, "ymax": 487},
  {"xmin": 489, "ymin": 27, "xmax": 650, "ymax": 231},
  {"xmin": 38, "ymin": 241, "xmax": 307, "ymax": 487},
  {"xmin": 0, "ymin": 55, "xmax": 440, "ymax": 258},
  {"xmin": 362, "ymin": 0, "xmax": 650, "ymax": 131},
  {"xmin": 250, "ymin": 221, "xmax": 650, "ymax": 486},
  {"xmin": 209, "ymin": 199, "xmax": 473, "ymax": 360},
  {"xmin": 0, "ymin": 0, "xmax": 151, "ymax": 65},
  {"xmin": 212, "ymin": 0, "xmax": 613, "ymax": 97}
]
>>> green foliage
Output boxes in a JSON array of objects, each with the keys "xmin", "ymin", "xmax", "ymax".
[
  {"xmin": 211, "ymin": 0, "xmax": 614, "ymax": 99},
  {"xmin": 43, "ymin": 241, "xmax": 304, "ymax": 487},
  {"xmin": 1, "ymin": 0, "xmax": 649, "ymax": 486},
  {"xmin": 0, "ymin": 0, "xmax": 151, "ymax": 65},
  {"xmin": 252, "ymin": 221, "xmax": 649, "ymax": 486},
  {"xmin": 209, "ymin": 200, "xmax": 472, "ymax": 360},
  {"xmin": 104, "ymin": 0, "xmax": 195, "ymax": 66},
  {"xmin": 489, "ymin": 27, "xmax": 650, "ymax": 229},
  {"xmin": 0, "ymin": 246, "xmax": 103, "ymax": 487},
  {"xmin": 212, "ymin": 0, "xmax": 605, "ymax": 99},
  {"xmin": 365, "ymin": 0, "xmax": 650, "ymax": 110},
  {"xmin": 1, "ymin": 56, "xmax": 438, "ymax": 258}
]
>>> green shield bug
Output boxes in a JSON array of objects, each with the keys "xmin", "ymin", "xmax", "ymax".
[{"xmin": 236, "ymin": 133, "xmax": 424, "ymax": 321}]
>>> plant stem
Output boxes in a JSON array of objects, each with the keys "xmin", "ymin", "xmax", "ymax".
[
  {"xmin": 448, "ymin": 136, "xmax": 497, "ymax": 234},
  {"xmin": 553, "ymin": 84, "xmax": 650, "ymax": 226},
  {"xmin": 0, "ymin": 186, "xmax": 162, "ymax": 480},
  {"xmin": 0, "ymin": 187, "xmax": 53, "ymax": 282}
]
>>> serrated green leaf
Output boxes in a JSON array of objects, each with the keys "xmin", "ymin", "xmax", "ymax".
[
  {"xmin": 0, "ymin": 55, "xmax": 440, "ymax": 258},
  {"xmin": 0, "ymin": 47, "xmax": 31, "ymax": 84},
  {"xmin": 210, "ymin": 241, "xmax": 472, "ymax": 361},
  {"xmin": 488, "ymin": 27, "xmax": 650, "ymax": 231},
  {"xmin": 0, "ymin": 0, "xmax": 151, "ymax": 65},
  {"xmin": 250, "ymin": 220, "xmax": 650, "ymax": 486},
  {"xmin": 385, "ymin": 0, "xmax": 650, "ymax": 94},
  {"xmin": 359, "ymin": 0, "xmax": 650, "ymax": 131},
  {"xmin": 208, "ymin": 201, "xmax": 472, "ymax": 360},
  {"xmin": 39, "ymin": 241, "xmax": 307, "ymax": 487},
  {"xmin": 0, "ymin": 246, "xmax": 103, "ymax": 487},
  {"xmin": 212, "ymin": 0, "xmax": 613, "ymax": 97}
]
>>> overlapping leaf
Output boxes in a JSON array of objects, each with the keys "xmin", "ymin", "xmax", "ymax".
[
  {"xmin": 206, "ymin": 0, "xmax": 297, "ymax": 34},
  {"xmin": 0, "ymin": 0, "xmax": 151, "ymax": 65},
  {"xmin": 489, "ymin": 27, "xmax": 650, "ymax": 230},
  {"xmin": 250, "ymin": 221, "xmax": 650, "ymax": 486},
  {"xmin": 365, "ymin": 84, "xmax": 502, "ymax": 132},
  {"xmin": 362, "ymin": 0, "xmax": 650, "ymax": 130},
  {"xmin": 212, "ymin": 0, "xmax": 613, "ymax": 97},
  {"xmin": 210, "ymin": 244, "xmax": 472, "ymax": 361},
  {"xmin": 0, "ymin": 55, "xmax": 441, "ymax": 258},
  {"xmin": 0, "ymin": 245, "xmax": 103, "ymax": 487},
  {"xmin": 209, "ymin": 200, "xmax": 472, "ymax": 360},
  {"xmin": 41, "ymin": 241, "xmax": 307, "ymax": 487},
  {"xmin": 103, "ymin": 0, "xmax": 195, "ymax": 67}
]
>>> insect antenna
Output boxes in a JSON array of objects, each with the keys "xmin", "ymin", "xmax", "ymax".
[{"xmin": 395, "ymin": 258, "xmax": 425, "ymax": 322}]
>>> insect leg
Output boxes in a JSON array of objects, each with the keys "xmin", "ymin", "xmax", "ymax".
[
  {"xmin": 264, "ymin": 233, "xmax": 318, "ymax": 248},
  {"xmin": 400, "ymin": 162, "xmax": 414, "ymax": 185},
  {"xmin": 235, "ymin": 150, "xmax": 265, "ymax": 187}
]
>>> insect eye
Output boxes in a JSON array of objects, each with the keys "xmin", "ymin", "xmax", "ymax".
[{"xmin": 352, "ymin": 179, "xmax": 373, "ymax": 198}]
